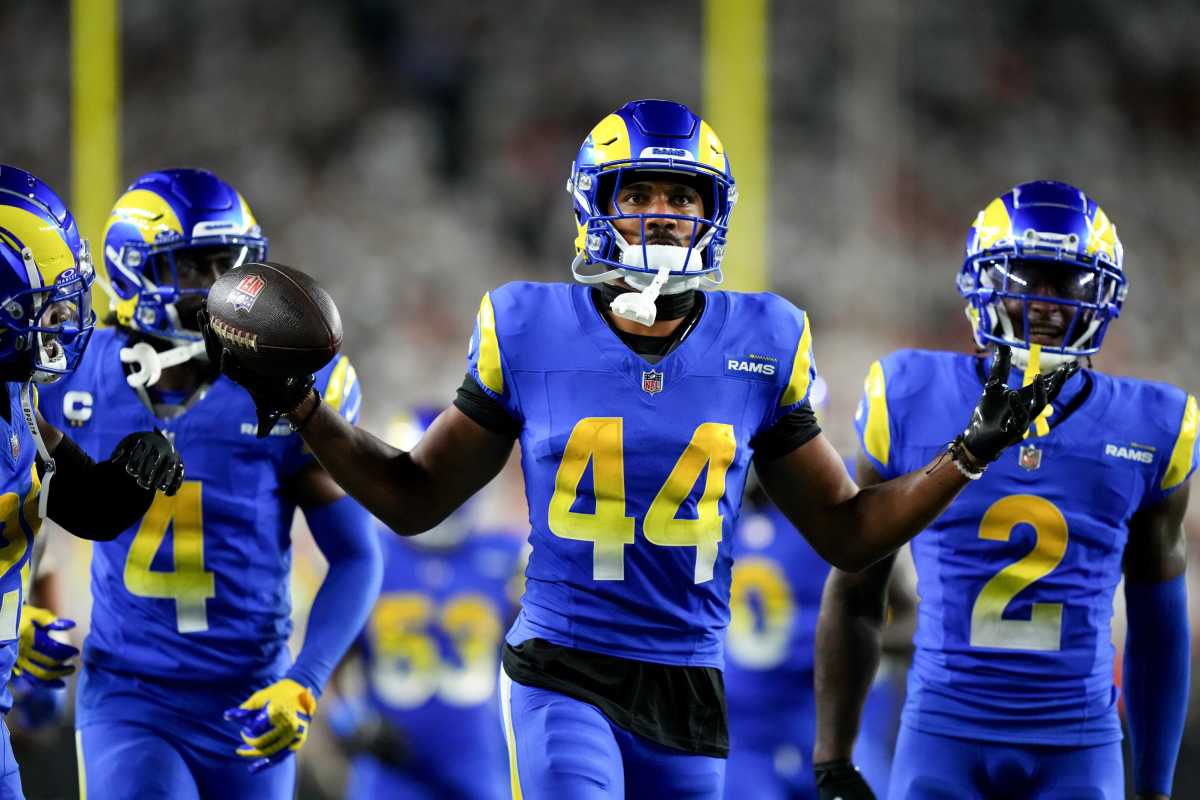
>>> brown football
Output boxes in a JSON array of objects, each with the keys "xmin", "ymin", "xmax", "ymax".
[{"xmin": 206, "ymin": 261, "xmax": 343, "ymax": 377}]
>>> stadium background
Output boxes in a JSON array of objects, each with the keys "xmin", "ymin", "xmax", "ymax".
[{"xmin": 4, "ymin": 1, "xmax": 1200, "ymax": 797}]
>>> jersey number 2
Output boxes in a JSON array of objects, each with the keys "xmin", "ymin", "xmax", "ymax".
[
  {"xmin": 969, "ymin": 494, "xmax": 1068, "ymax": 651},
  {"xmin": 548, "ymin": 417, "xmax": 736, "ymax": 584},
  {"xmin": 124, "ymin": 481, "xmax": 215, "ymax": 634}
]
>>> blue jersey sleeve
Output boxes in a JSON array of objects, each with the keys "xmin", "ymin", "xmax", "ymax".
[
  {"xmin": 279, "ymin": 354, "xmax": 363, "ymax": 477},
  {"xmin": 1144, "ymin": 391, "xmax": 1199, "ymax": 508},
  {"xmin": 465, "ymin": 288, "xmax": 522, "ymax": 425},
  {"xmin": 759, "ymin": 301, "xmax": 817, "ymax": 434},
  {"xmin": 853, "ymin": 355, "xmax": 902, "ymax": 480}
]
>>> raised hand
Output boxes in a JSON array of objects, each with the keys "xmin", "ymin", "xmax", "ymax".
[
  {"xmin": 960, "ymin": 345, "xmax": 1078, "ymax": 466},
  {"xmin": 197, "ymin": 309, "xmax": 315, "ymax": 438}
]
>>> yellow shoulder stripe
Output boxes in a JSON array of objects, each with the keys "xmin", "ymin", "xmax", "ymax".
[
  {"xmin": 323, "ymin": 356, "xmax": 351, "ymax": 412},
  {"xmin": 780, "ymin": 314, "xmax": 813, "ymax": 407},
  {"xmin": 862, "ymin": 360, "xmax": 891, "ymax": 467},
  {"xmin": 476, "ymin": 292, "xmax": 504, "ymax": 395},
  {"xmin": 1162, "ymin": 394, "xmax": 1199, "ymax": 490}
]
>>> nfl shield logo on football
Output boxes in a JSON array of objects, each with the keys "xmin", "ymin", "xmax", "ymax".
[
  {"xmin": 1018, "ymin": 443, "xmax": 1042, "ymax": 471},
  {"xmin": 229, "ymin": 274, "xmax": 267, "ymax": 313},
  {"xmin": 641, "ymin": 369, "xmax": 664, "ymax": 395}
]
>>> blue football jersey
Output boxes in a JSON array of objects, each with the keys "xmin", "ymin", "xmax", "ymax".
[
  {"xmin": 38, "ymin": 328, "xmax": 362, "ymax": 683},
  {"xmin": 468, "ymin": 282, "xmax": 817, "ymax": 668},
  {"xmin": 725, "ymin": 501, "xmax": 829, "ymax": 731},
  {"xmin": 358, "ymin": 529, "xmax": 522, "ymax": 760},
  {"xmin": 0, "ymin": 383, "xmax": 43, "ymax": 713},
  {"xmin": 855, "ymin": 349, "xmax": 1199, "ymax": 746}
]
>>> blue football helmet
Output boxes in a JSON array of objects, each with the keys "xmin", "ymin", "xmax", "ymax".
[
  {"xmin": 0, "ymin": 165, "xmax": 96, "ymax": 384},
  {"xmin": 957, "ymin": 180, "xmax": 1125, "ymax": 369},
  {"xmin": 102, "ymin": 168, "xmax": 267, "ymax": 345},
  {"xmin": 568, "ymin": 100, "xmax": 736, "ymax": 321}
]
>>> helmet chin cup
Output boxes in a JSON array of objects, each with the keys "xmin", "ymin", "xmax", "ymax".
[
  {"xmin": 1006, "ymin": 344, "xmax": 1078, "ymax": 372},
  {"xmin": 121, "ymin": 339, "xmax": 209, "ymax": 388}
]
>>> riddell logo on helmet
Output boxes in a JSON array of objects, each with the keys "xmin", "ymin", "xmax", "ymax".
[{"xmin": 229, "ymin": 274, "xmax": 266, "ymax": 313}]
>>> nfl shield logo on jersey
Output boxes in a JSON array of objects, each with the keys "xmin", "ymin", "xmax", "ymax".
[
  {"xmin": 641, "ymin": 369, "xmax": 664, "ymax": 395},
  {"xmin": 1018, "ymin": 443, "xmax": 1042, "ymax": 471}
]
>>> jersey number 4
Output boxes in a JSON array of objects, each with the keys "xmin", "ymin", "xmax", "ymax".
[
  {"xmin": 548, "ymin": 417, "xmax": 736, "ymax": 584},
  {"xmin": 124, "ymin": 481, "xmax": 216, "ymax": 634},
  {"xmin": 969, "ymin": 494, "xmax": 1068, "ymax": 652}
]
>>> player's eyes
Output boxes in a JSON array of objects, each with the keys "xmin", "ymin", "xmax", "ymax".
[{"xmin": 672, "ymin": 193, "xmax": 697, "ymax": 206}]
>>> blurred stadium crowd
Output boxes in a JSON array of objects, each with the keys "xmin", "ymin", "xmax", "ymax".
[{"xmin": 4, "ymin": 0, "xmax": 1200, "ymax": 797}]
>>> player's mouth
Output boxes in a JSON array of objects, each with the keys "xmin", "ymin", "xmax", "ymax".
[{"xmin": 1027, "ymin": 324, "xmax": 1066, "ymax": 345}]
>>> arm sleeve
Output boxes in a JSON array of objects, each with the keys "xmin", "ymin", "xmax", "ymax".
[
  {"xmin": 751, "ymin": 402, "xmax": 821, "ymax": 463},
  {"xmin": 41, "ymin": 435, "xmax": 155, "ymax": 541},
  {"xmin": 287, "ymin": 495, "xmax": 383, "ymax": 697},
  {"xmin": 454, "ymin": 373, "xmax": 521, "ymax": 437},
  {"xmin": 852, "ymin": 359, "xmax": 901, "ymax": 480},
  {"xmin": 1123, "ymin": 574, "xmax": 1189, "ymax": 796}
]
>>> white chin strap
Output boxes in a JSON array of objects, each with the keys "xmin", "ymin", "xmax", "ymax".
[
  {"xmin": 121, "ymin": 340, "xmax": 208, "ymax": 388},
  {"xmin": 609, "ymin": 244, "xmax": 706, "ymax": 326},
  {"xmin": 19, "ymin": 381, "xmax": 53, "ymax": 518}
]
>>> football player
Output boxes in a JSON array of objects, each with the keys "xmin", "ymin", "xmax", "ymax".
[
  {"xmin": 0, "ymin": 165, "xmax": 185, "ymax": 799},
  {"xmin": 725, "ymin": 410, "xmax": 912, "ymax": 800},
  {"xmin": 328, "ymin": 409, "xmax": 523, "ymax": 800},
  {"xmin": 203, "ymin": 100, "xmax": 1068, "ymax": 799},
  {"xmin": 37, "ymin": 168, "xmax": 382, "ymax": 800},
  {"xmin": 813, "ymin": 180, "xmax": 1192, "ymax": 800}
]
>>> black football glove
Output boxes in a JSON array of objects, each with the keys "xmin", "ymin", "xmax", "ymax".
[
  {"xmin": 960, "ymin": 345, "xmax": 1078, "ymax": 464},
  {"xmin": 110, "ymin": 431, "xmax": 184, "ymax": 496},
  {"xmin": 814, "ymin": 760, "xmax": 876, "ymax": 800},
  {"xmin": 197, "ymin": 309, "xmax": 315, "ymax": 439}
]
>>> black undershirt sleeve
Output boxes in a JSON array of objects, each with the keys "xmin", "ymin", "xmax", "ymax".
[
  {"xmin": 38, "ymin": 436, "xmax": 156, "ymax": 541},
  {"xmin": 453, "ymin": 374, "xmax": 521, "ymax": 438},
  {"xmin": 751, "ymin": 401, "xmax": 822, "ymax": 463}
]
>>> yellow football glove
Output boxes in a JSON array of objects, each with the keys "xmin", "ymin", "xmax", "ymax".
[
  {"xmin": 224, "ymin": 678, "xmax": 316, "ymax": 772},
  {"xmin": 12, "ymin": 606, "xmax": 78, "ymax": 689}
]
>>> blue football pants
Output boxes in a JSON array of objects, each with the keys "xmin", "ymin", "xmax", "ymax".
[
  {"xmin": 346, "ymin": 752, "xmax": 508, "ymax": 800},
  {"xmin": 888, "ymin": 724, "xmax": 1124, "ymax": 800},
  {"xmin": 0, "ymin": 719, "xmax": 23, "ymax": 800},
  {"xmin": 75, "ymin": 665, "xmax": 295, "ymax": 800},
  {"xmin": 500, "ymin": 670, "xmax": 726, "ymax": 800}
]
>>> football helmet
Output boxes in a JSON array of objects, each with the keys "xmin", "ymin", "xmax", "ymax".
[
  {"xmin": 957, "ymin": 180, "xmax": 1125, "ymax": 370},
  {"xmin": 102, "ymin": 168, "xmax": 266, "ymax": 386},
  {"xmin": 0, "ymin": 165, "xmax": 96, "ymax": 384},
  {"xmin": 568, "ymin": 99, "xmax": 736, "ymax": 324}
]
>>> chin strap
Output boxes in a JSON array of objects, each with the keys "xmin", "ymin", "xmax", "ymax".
[
  {"xmin": 19, "ymin": 381, "xmax": 53, "ymax": 519},
  {"xmin": 121, "ymin": 340, "xmax": 208, "ymax": 388},
  {"xmin": 1020, "ymin": 344, "xmax": 1052, "ymax": 438}
]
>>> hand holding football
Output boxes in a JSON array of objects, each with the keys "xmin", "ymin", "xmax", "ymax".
[{"xmin": 205, "ymin": 262, "xmax": 343, "ymax": 377}]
